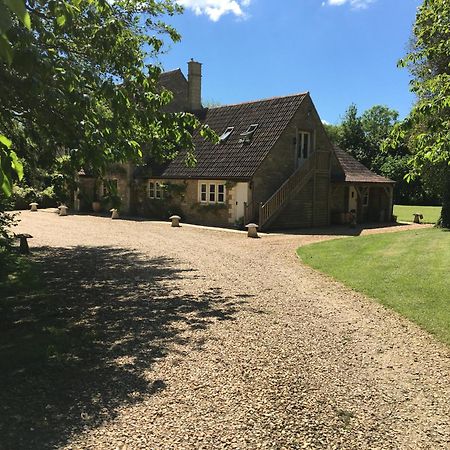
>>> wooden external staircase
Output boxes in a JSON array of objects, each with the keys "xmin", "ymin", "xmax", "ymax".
[{"xmin": 256, "ymin": 151, "xmax": 317, "ymax": 231}]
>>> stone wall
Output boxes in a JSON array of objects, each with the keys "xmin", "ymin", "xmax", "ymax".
[
  {"xmin": 76, "ymin": 163, "xmax": 133, "ymax": 214},
  {"xmin": 133, "ymin": 178, "xmax": 236, "ymax": 227},
  {"xmin": 367, "ymin": 186, "xmax": 391, "ymax": 222},
  {"xmin": 254, "ymin": 95, "xmax": 333, "ymax": 228}
]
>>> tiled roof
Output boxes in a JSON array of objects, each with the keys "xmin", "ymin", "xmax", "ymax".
[
  {"xmin": 158, "ymin": 68, "xmax": 187, "ymax": 88},
  {"xmin": 333, "ymin": 146, "xmax": 394, "ymax": 184},
  {"xmin": 158, "ymin": 69, "xmax": 188, "ymax": 113},
  {"xmin": 153, "ymin": 93, "xmax": 308, "ymax": 180}
]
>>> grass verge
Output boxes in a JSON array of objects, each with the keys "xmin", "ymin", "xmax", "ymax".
[
  {"xmin": 297, "ymin": 228, "xmax": 450, "ymax": 344},
  {"xmin": 394, "ymin": 204, "xmax": 442, "ymax": 224}
]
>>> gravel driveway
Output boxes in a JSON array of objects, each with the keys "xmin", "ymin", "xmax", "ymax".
[{"xmin": 6, "ymin": 210, "xmax": 450, "ymax": 449}]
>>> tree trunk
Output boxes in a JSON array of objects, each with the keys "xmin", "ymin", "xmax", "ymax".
[{"xmin": 438, "ymin": 168, "xmax": 450, "ymax": 228}]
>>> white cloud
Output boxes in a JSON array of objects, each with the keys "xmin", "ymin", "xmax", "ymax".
[
  {"xmin": 323, "ymin": 0, "xmax": 375, "ymax": 9},
  {"xmin": 178, "ymin": 0, "xmax": 251, "ymax": 21}
]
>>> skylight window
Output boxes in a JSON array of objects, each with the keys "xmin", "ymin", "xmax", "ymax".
[
  {"xmin": 239, "ymin": 124, "xmax": 259, "ymax": 144},
  {"xmin": 219, "ymin": 127, "xmax": 234, "ymax": 142}
]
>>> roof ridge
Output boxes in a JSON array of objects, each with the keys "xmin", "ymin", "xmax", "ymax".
[
  {"xmin": 208, "ymin": 92, "xmax": 309, "ymax": 109},
  {"xmin": 160, "ymin": 68, "xmax": 183, "ymax": 76}
]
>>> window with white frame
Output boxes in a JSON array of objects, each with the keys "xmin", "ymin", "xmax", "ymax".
[
  {"xmin": 200, "ymin": 183, "xmax": 207, "ymax": 202},
  {"xmin": 218, "ymin": 184, "xmax": 225, "ymax": 203},
  {"xmin": 209, "ymin": 184, "xmax": 216, "ymax": 202},
  {"xmin": 199, "ymin": 182, "xmax": 226, "ymax": 204},
  {"xmin": 148, "ymin": 181, "xmax": 163, "ymax": 199},
  {"xmin": 297, "ymin": 131, "xmax": 311, "ymax": 160},
  {"xmin": 239, "ymin": 124, "xmax": 259, "ymax": 144},
  {"xmin": 219, "ymin": 127, "xmax": 234, "ymax": 142}
]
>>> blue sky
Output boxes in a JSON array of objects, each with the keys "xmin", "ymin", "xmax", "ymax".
[{"xmin": 158, "ymin": 0, "xmax": 421, "ymax": 124}]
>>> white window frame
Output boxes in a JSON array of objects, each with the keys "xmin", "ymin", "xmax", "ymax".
[
  {"xmin": 200, "ymin": 183, "xmax": 207, "ymax": 203},
  {"xmin": 297, "ymin": 131, "xmax": 311, "ymax": 160},
  {"xmin": 217, "ymin": 184, "xmax": 225, "ymax": 203},
  {"xmin": 219, "ymin": 127, "xmax": 234, "ymax": 142},
  {"xmin": 209, "ymin": 184, "xmax": 216, "ymax": 203},
  {"xmin": 148, "ymin": 180, "xmax": 163, "ymax": 200},
  {"xmin": 199, "ymin": 182, "xmax": 226, "ymax": 205}
]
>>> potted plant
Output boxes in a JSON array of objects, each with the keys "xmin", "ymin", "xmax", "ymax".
[{"xmin": 102, "ymin": 179, "xmax": 121, "ymax": 218}]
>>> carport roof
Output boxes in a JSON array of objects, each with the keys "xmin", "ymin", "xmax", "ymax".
[{"xmin": 333, "ymin": 146, "xmax": 395, "ymax": 184}]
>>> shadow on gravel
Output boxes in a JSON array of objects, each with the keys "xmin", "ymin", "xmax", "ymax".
[
  {"xmin": 0, "ymin": 246, "xmax": 240, "ymax": 449},
  {"xmin": 268, "ymin": 222, "xmax": 413, "ymax": 237}
]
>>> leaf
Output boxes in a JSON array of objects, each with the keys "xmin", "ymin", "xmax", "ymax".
[
  {"xmin": 0, "ymin": 3, "xmax": 13, "ymax": 34},
  {"xmin": 9, "ymin": 150, "xmax": 23, "ymax": 181},
  {"xmin": 0, "ymin": 134, "xmax": 12, "ymax": 149},
  {"xmin": 1, "ymin": 174, "xmax": 12, "ymax": 196},
  {"xmin": 56, "ymin": 14, "xmax": 66, "ymax": 27},
  {"xmin": 0, "ymin": 154, "xmax": 12, "ymax": 197},
  {"xmin": 3, "ymin": 0, "xmax": 31, "ymax": 30},
  {"xmin": 0, "ymin": 33, "xmax": 13, "ymax": 65}
]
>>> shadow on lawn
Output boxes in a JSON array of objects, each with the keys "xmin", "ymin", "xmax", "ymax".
[{"xmin": 0, "ymin": 246, "xmax": 241, "ymax": 449}]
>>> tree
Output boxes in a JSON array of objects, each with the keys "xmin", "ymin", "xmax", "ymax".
[
  {"xmin": 327, "ymin": 103, "xmax": 436, "ymax": 204},
  {"xmin": 389, "ymin": 0, "xmax": 450, "ymax": 227},
  {"xmin": 361, "ymin": 105, "xmax": 399, "ymax": 167},
  {"xmin": 323, "ymin": 123, "xmax": 341, "ymax": 145},
  {"xmin": 0, "ymin": 0, "xmax": 215, "ymax": 200},
  {"xmin": 337, "ymin": 104, "xmax": 371, "ymax": 167}
]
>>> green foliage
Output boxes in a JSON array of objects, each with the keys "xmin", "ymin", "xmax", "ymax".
[
  {"xmin": 160, "ymin": 181, "xmax": 187, "ymax": 200},
  {"xmin": 337, "ymin": 104, "xmax": 370, "ymax": 167},
  {"xmin": 0, "ymin": 192, "xmax": 17, "ymax": 247},
  {"xmin": 0, "ymin": 0, "xmax": 217, "ymax": 200},
  {"xmin": 335, "ymin": 104, "xmax": 402, "ymax": 171},
  {"xmin": 0, "ymin": 134, "xmax": 23, "ymax": 197},
  {"xmin": 361, "ymin": 105, "xmax": 399, "ymax": 157},
  {"xmin": 191, "ymin": 202, "xmax": 227, "ymax": 214},
  {"xmin": 388, "ymin": 0, "xmax": 450, "ymax": 227},
  {"xmin": 101, "ymin": 179, "xmax": 121, "ymax": 210},
  {"xmin": 13, "ymin": 183, "xmax": 56, "ymax": 209},
  {"xmin": 328, "ymin": 104, "xmax": 435, "ymax": 204},
  {"xmin": 323, "ymin": 123, "xmax": 341, "ymax": 145},
  {"xmin": 140, "ymin": 198, "xmax": 183, "ymax": 220},
  {"xmin": 298, "ymin": 228, "xmax": 450, "ymax": 344}
]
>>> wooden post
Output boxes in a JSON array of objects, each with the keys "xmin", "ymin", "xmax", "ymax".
[
  {"xmin": 312, "ymin": 170, "xmax": 317, "ymax": 227},
  {"xmin": 259, "ymin": 202, "xmax": 266, "ymax": 229},
  {"xmin": 388, "ymin": 186, "xmax": 394, "ymax": 221},
  {"xmin": 382, "ymin": 186, "xmax": 394, "ymax": 222}
]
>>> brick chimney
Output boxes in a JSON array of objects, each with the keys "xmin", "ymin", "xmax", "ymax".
[{"xmin": 188, "ymin": 59, "xmax": 202, "ymax": 112}]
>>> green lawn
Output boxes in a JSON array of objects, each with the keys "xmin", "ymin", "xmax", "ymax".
[
  {"xmin": 297, "ymin": 228, "xmax": 450, "ymax": 344},
  {"xmin": 394, "ymin": 204, "xmax": 442, "ymax": 224}
]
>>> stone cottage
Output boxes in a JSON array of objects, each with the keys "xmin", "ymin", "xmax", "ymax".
[{"xmin": 77, "ymin": 60, "xmax": 395, "ymax": 230}]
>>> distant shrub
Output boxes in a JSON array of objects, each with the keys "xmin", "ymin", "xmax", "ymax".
[{"xmin": 12, "ymin": 184, "xmax": 56, "ymax": 210}]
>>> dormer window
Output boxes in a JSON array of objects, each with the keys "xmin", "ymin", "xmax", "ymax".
[
  {"xmin": 219, "ymin": 127, "xmax": 234, "ymax": 142},
  {"xmin": 239, "ymin": 124, "xmax": 259, "ymax": 144}
]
